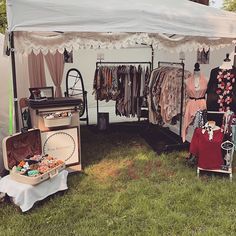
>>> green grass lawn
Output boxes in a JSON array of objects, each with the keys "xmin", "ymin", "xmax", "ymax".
[{"xmin": 1, "ymin": 125, "xmax": 236, "ymax": 236}]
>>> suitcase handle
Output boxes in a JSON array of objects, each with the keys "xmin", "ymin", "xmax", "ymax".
[{"xmin": 49, "ymin": 169, "xmax": 59, "ymax": 179}]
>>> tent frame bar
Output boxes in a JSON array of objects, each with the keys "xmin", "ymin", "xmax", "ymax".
[{"xmin": 10, "ymin": 32, "xmax": 19, "ymax": 132}]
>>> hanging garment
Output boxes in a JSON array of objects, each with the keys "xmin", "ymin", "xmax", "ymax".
[
  {"xmin": 124, "ymin": 66, "xmax": 132, "ymax": 117},
  {"xmin": 159, "ymin": 68, "xmax": 191, "ymax": 124},
  {"xmin": 94, "ymin": 64, "xmax": 150, "ymax": 118},
  {"xmin": 130, "ymin": 65, "xmax": 137, "ymax": 116},
  {"xmin": 141, "ymin": 66, "xmax": 151, "ymax": 108},
  {"xmin": 232, "ymin": 125, "xmax": 236, "ymax": 150},
  {"xmin": 207, "ymin": 67, "xmax": 236, "ymax": 125},
  {"xmin": 140, "ymin": 66, "xmax": 146, "ymax": 97},
  {"xmin": 116, "ymin": 65, "xmax": 126, "ymax": 116},
  {"xmin": 148, "ymin": 67, "xmax": 166, "ymax": 124},
  {"xmin": 190, "ymin": 127, "xmax": 224, "ymax": 170},
  {"xmin": 207, "ymin": 67, "xmax": 236, "ymax": 112},
  {"xmin": 182, "ymin": 73, "xmax": 208, "ymax": 142},
  {"xmin": 192, "ymin": 109, "xmax": 208, "ymax": 129},
  {"xmin": 221, "ymin": 110, "xmax": 234, "ymax": 137},
  {"xmin": 148, "ymin": 67, "xmax": 176, "ymax": 124},
  {"xmin": 111, "ymin": 67, "xmax": 119, "ymax": 100}
]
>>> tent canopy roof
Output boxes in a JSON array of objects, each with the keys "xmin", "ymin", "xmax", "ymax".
[{"xmin": 6, "ymin": 0, "xmax": 236, "ymax": 38}]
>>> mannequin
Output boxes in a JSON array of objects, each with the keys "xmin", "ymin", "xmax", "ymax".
[
  {"xmin": 220, "ymin": 53, "xmax": 233, "ymax": 70},
  {"xmin": 193, "ymin": 62, "xmax": 200, "ymax": 91},
  {"xmin": 182, "ymin": 62, "xmax": 207, "ymax": 142},
  {"xmin": 207, "ymin": 53, "xmax": 236, "ymax": 126}
]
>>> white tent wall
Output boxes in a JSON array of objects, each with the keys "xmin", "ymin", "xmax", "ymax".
[
  {"xmin": 0, "ymin": 33, "xmax": 12, "ymax": 175},
  {"xmin": 15, "ymin": 53, "xmax": 30, "ymax": 128},
  {"xmin": 39, "ymin": 45, "xmax": 235, "ymax": 127},
  {"xmin": 44, "ymin": 47, "xmax": 152, "ymax": 124}
]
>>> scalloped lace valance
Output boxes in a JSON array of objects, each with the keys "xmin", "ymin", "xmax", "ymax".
[{"xmin": 12, "ymin": 32, "xmax": 234, "ymax": 55}]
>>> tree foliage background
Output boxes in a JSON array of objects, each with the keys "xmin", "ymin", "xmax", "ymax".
[
  {"xmin": 0, "ymin": 0, "xmax": 6, "ymax": 33},
  {"xmin": 223, "ymin": 0, "xmax": 236, "ymax": 11}
]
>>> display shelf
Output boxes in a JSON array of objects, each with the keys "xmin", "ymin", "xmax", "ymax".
[{"xmin": 197, "ymin": 167, "xmax": 232, "ymax": 182}]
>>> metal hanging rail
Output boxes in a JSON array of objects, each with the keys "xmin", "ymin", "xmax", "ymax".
[
  {"xmin": 158, "ymin": 61, "xmax": 185, "ymax": 137},
  {"xmin": 95, "ymin": 61, "xmax": 152, "ymax": 125}
]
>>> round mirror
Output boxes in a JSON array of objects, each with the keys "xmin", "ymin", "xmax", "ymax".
[{"xmin": 65, "ymin": 68, "xmax": 85, "ymax": 117}]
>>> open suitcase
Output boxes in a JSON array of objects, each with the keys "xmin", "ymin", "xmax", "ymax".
[{"xmin": 2, "ymin": 129, "xmax": 66, "ymax": 185}]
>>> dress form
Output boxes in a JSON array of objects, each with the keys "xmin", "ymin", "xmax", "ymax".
[
  {"xmin": 194, "ymin": 62, "xmax": 201, "ymax": 91},
  {"xmin": 220, "ymin": 53, "xmax": 233, "ymax": 70},
  {"xmin": 182, "ymin": 62, "xmax": 207, "ymax": 142},
  {"xmin": 220, "ymin": 61, "xmax": 233, "ymax": 70},
  {"xmin": 194, "ymin": 71, "xmax": 200, "ymax": 91},
  {"xmin": 207, "ymin": 53, "xmax": 236, "ymax": 126}
]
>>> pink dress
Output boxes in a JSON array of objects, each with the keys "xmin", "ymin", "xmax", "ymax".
[{"xmin": 182, "ymin": 74, "xmax": 208, "ymax": 142}]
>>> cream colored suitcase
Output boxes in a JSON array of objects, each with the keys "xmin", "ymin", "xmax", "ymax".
[{"xmin": 2, "ymin": 129, "xmax": 65, "ymax": 185}]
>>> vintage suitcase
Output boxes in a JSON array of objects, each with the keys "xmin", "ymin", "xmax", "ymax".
[{"xmin": 2, "ymin": 129, "xmax": 65, "ymax": 185}]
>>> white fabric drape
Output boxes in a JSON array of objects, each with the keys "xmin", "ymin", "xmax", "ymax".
[
  {"xmin": 0, "ymin": 170, "xmax": 68, "ymax": 212},
  {"xmin": 44, "ymin": 50, "xmax": 65, "ymax": 97},
  {"xmin": 13, "ymin": 32, "xmax": 235, "ymax": 55}
]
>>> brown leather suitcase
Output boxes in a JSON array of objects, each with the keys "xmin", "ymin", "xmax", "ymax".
[{"xmin": 2, "ymin": 129, "xmax": 65, "ymax": 185}]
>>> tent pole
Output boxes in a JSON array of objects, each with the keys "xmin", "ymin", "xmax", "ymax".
[
  {"xmin": 234, "ymin": 45, "xmax": 236, "ymax": 68},
  {"xmin": 10, "ymin": 32, "xmax": 19, "ymax": 132},
  {"xmin": 151, "ymin": 44, "xmax": 154, "ymax": 70}
]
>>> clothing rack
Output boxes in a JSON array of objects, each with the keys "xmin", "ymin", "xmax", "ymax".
[
  {"xmin": 158, "ymin": 61, "xmax": 185, "ymax": 137},
  {"xmin": 95, "ymin": 61, "xmax": 152, "ymax": 125}
]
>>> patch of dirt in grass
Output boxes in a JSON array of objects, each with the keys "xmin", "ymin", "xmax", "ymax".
[
  {"xmin": 90, "ymin": 157, "xmax": 175, "ymax": 183},
  {"xmin": 145, "ymin": 159, "xmax": 175, "ymax": 180},
  {"xmin": 143, "ymin": 159, "xmax": 162, "ymax": 177},
  {"xmin": 90, "ymin": 159, "xmax": 132, "ymax": 183},
  {"xmin": 126, "ymin": 159, "xmax": 171, "ymax": 180},
  {"xmin": 127, "ymin": 160, "xmax": 140, "ymax": 180},
  {"xmin": 158, "ymin": 169, "xmax": 176, "ymax": 179}
]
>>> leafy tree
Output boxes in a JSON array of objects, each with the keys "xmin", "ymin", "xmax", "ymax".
[
  {"xmin": 223, "ymin": 0, "xmax": 236, "ymax": 11},
  {"xmin": 0, "ymin": 0, "xmax": 7, "ymax": 33}
]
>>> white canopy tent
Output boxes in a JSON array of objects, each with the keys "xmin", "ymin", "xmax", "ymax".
[
  {"xmin": 5, "ymin": 0, "xmax": 236, "ymax": 55},
  {"xmin": 4, "ymin": 0, "xmax": 236, "ymax": 132},
  {"xmin": 6, "ymin": 0, "xmax": 236, "ymax": 37}
]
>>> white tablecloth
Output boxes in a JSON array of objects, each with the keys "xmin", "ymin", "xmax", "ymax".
[{"xmin": 0, "ymin": 170, "xmax": 68, "ymax": 212}]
